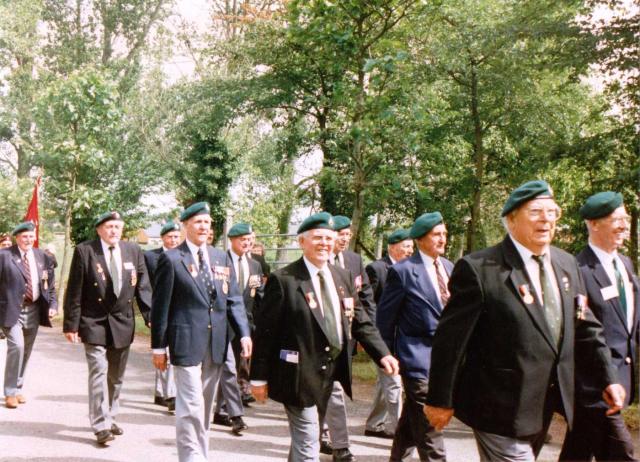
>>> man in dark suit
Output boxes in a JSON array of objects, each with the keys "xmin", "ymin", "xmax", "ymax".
[
  {"xmin": 560, "ymin": 191, "xmax": 638, "ymax": 461},
  {"xmin": 249, "ymin": 232, "xmax": 271, "ymax": 280},
  {"xmin": 0, "ymin": 221, "xmax": 57, "ymax": 408},
  {"xmin": 364, "ymin": 228, "xmax": 413, "ymax": 439},
  {"xmin": 151, "ymin": 202, "xmax": 251, "ymax": 462},
  {"xmin": 377, "ymin": 214, "xmax": 451, "ymax": 461},
  {"xmin": 63, "ymin": 211, "xmax": 152, "ymax": 444},
  {"xmin": 144, "ymin": 220, "xmax": 182, "ymax": 412},
  {"xmin": 251, "ymin": 212, "xmax": 399, "ymax": 462},
  {"xmin": 212, "ymin": 222, "xmax": 263, "ymax": 434},
  {"xmin": 425, "ymin": 181, "xmax": 625, "ymax": 461}
]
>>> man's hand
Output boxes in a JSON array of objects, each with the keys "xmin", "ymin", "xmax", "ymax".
[
  {"xmin": 153, "ymin": 353, "xmax": 168, "ymax": 372},
  {"xmin": 252, "ymin": 384, "xmax": 268, "ymax": 403},
  {"xmin": 48, "ymin": 309, "xmax": 57, "ymax": 319},
  {"xmin": 64, "ymin": 332, "xmax": 79, "ymax": 343},
  {"xmin": 603, "ymin": 384, "xmax": 626, "ymax": 416},
  {"xmin": 424, "ymin": 405, "xmax": 454, "ymax": 431},
  {"xmin": 379, "ymin": 355, "xmax": 400, "ymax": 376},
  {"xmin": 240, "ymin": 336, "xmax": 252, "ymax": 358}
]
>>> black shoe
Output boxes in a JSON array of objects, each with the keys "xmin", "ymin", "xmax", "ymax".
[
  {"xmin": 242, "ymin": 394, "xmax": 256, "ymax": 406},
  {"xmin": 213, "ymin": 413, "xmax": 232, "ymax": 427},
  {"xmin": 153, "ymin": 396, "xmax": 166, "ymax": 406},
  {"xmin": 332, "ymin": 448, "xmax": 356, "ymax": 462},
  {"xmin": 320, "ymin": 440, "xmax": 333, "ymax": 455},
  {"xmin": 230, "ymin": 416, "xmax": 248, "ymax": 434},
  {"xmin": 95, "ymin": 430, "xmax": 115, "ymax": 445},
  {"xmin": 110, "ymin": 423, "xmax": 123, "ymax": 436},
  {"xmin": 364, "ymin": 429, "xmax": 394, "ymax": 439},
  {"xmin": 166, "ymin": 397, "xmax": 176, "ymax": 412}
]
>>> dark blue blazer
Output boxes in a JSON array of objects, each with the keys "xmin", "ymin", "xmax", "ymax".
[
  {"xmin": 575, "ymin": 246, "xmax": 640, "ymax": 408},
  {"xmin": 376, "ymin": 252, "xmax": 453, "ymax": 379},
  {"xmin": 144, "ymin": 247, "xmax": 164, "ymax": 287},
  {"xmin": 0, "ymin": 245, "xmax": 57, "ymax": 328},
  {"xmin": 150, "ymin": 241, "xmax": 250, "ymax": 367}
]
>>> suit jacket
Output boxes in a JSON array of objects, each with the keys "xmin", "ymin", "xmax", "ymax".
[
  {"xmin": 366, "ymin": 255, "xmax": 394, "ymax": 305},
  {"xmin": 575, "ymin": 246, "xmax": 639, "ymax": 408},
  {"xmin": 227, "ymin": 250, "xmax": 264, "ymax": 331},
  {"xmin": 63, "ymin": 239, "xmax": 152, "ymax": 349},
  {"xmin": 144, "ymin": 247, "xmax": 164, "ymax": 288},
  {"xmin": 0, "ymin": 246, "xmax": 57, "ymax": 328},
  {"xmin": 376, "ymin": 252, "xmax": 453, "ymax": 379},
  {"xmin": 150, "ymin": 241, "xmax": 250, "ymax": 367},
  {"xmin": 425, "ymin": 236, "xmax": 617, "ymax": 438},
  {"xmin": 336, "ymin": 250, "xmax": 376, "ymax": 322},
  {"xmin": 250, "ymin": 253, "xmax": 271, "ymax": 277},
  {"xmin": 251, "ymin": 257, "xmax": 390, "ymax": 409}
]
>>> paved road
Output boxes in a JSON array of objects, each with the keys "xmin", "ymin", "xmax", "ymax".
[{"xmin": 0, "ymin": 327, "xmax": 572, "ymax": 461}]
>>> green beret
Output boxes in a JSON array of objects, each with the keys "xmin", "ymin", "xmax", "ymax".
[
  {"xmin": 297, "ymin": 212, "xmax": 334, "ymax": 234},
  {"xmin": 12, "ymin": 221, "xmax": 36, "ymax": 236},
  {"xmin": 388, "ymin": 229, "xmax": 411, "ymax": 245},
  {"xmin": 501, "ymin": 180, "xmax": 554, "ymax": 216},
  {"xmin": 180, "ymin": 202, "xmax": 210, "ymax": 222},
  {"xmin": 410, "ymin": 212, "xmax": 443, "ymax": 239},
  {"xmin": 332, "ymin": 215, "xmax": 351, "ymax": 231},
  {"xmin": 94, "ymin": 211, "xmax": 122, "ymax": 227},
  {"xmin": 228, "ymin": 223, "xmax": 253, "ymax": 237},
  {"xmin": 160, "ymin": 220, "xmax": 180, "ymax": 236},
  {"xmin": 579, "ymin": 191, "xmax": 623, "ymax": 220}
]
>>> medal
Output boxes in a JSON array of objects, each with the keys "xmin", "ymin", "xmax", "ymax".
[
  {"xmin": 189, "ymin": 264, "xmax": 198, "ymax": 278},
  {"xmin": 130, "ymin": 269, "xmax": 137, "ymax": 287},
  {"xmin": 562, "ymin": 276, "xmax": 570, "ymax": 292},
  {"xmin": 576, "ymin": 294, "xmax": 588, "ymax": 320},
  {"xmin": 306, "ymin": 292, "xmax": 317, "ymax": 309},
  {"xmin": 519, "ymin": 284, "xmax": 534, "ymax": 305},
  {"xmin": 222, "ymin": 280, "xmax": 228, "ymax": 294},
  {"xmin": 42, "ymin": 271, "xmax": 48, "ymax": 291},
  {"xmin": 96, "ymin": 263, "xmax": 106, "ymax": 281}
]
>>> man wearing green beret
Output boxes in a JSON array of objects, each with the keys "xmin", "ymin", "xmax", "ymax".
[
  {"xmin": 63, "ymin": 211, "xmax": 152, "ymax": 444},
  {"xmin": 251, "ymin": 212, "xmax": 399, "ymax": 462},
  {"xmin": 151, "ymin": 202, "xmax": 251, "ymax": 461},
  {"xmin": 377, "ymin": 213, "xmax": 451, "ymax": 461},
  {"xmin": 0, "ymin": 221, "xmax": 57, "ymax": 409},
  {"xmin": 364, "ymin": 228, "xmax": 413, "ymax": 439},
  {"xmin": 560, "ymin": 192, "xmax": 638, "ymax": 461},
  {"xmin": 424, "ymin": 181, "xmax": 624, "ymax": 461},
  {"xmin": 144, "ymin": 220, "xmax": 182, "ymax": 412}
]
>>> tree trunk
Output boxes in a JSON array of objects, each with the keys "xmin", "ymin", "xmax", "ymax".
[
  {"xmin": 630, "ymin": 207, "xmax": 638, "ymax": 272},
  {"xmin": 465, "ymin": 62, "xmax": 484, "ymax": 254},
  {"xmin": 58, "ymin": 174, "xmax": 76, "ymax": 308}
]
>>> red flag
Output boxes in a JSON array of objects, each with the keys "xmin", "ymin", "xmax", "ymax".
[{"xmin": 23, "ymin": 176, "xmax": 41, "ymax": 248}]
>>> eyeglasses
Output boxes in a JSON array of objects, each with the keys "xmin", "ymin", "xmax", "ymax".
[
  {"xmin": 525, "ymin": 207, "xmax": 562, "ymax": 220},
  {"xmin": 603, "ymin": 215, "xmax": 631, "ymax": 226}
]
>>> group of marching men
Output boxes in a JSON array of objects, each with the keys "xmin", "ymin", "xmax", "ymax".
[{"xmin": 0, "ymin": 179, "xmax": 637, "ymax": 462}]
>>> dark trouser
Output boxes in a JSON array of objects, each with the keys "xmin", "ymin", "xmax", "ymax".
[
  {"xmin": 231, "ymin": 334, "xmax": 251, "ymax": 396},
  {"xmin": 390, "ymin": 376, "xmax": 446, "ymax": 462},
  {"xmin": 559, "ymin": 405, "xmax": 636, "ymax": 462}
]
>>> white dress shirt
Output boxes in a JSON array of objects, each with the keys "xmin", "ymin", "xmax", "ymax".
[
  {"xmin": 331, "ymin": 252, "xmax": 345, "ymax": 269},
  {"xmin": 303, "ymin": 256, "xmax": 343, "ymax": 345},
  {"xmin": 21, "ymin": 248, "xmax": 40, "ymax": 302},
  {"xmin": 230, "ymin": 250, "xmax": 250, "ymax": 288},
  {"xmin": 509, "ymin": 235, "xmax": 561, "ymax": 306},
  {"xmin": 100, "ymin": 239, "xmax": 122, "ymax": 291},
  {"xmin": 418, "ymin": 250, "xmax": 449, "ymax": 308},
  {"xmin": 185, "ymin": 238, "xmax": 210, "ymax": 273},
  {"xmin": 589, "ymin": 243, "xmax": 635, "ymax": 331}
]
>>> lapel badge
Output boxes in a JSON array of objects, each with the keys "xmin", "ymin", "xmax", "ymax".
[
  {"xmin": 562, "ymin": 276, "xmax": 570, "ymax": 292},
  {"xmin": 519, "ymin": 284, "xmax": 534, "ymax": 305},
  {"xmin": 96, "ymin": 263, "xmax": 106, "ymax": 281},
  {"xmin": 354, "ymin": 275, "xmax": 362, "ymax": 291},
  {"xmin": 188, "ymin": 264, "xmax": 198, "ymax": 278},
  {"xmin": 222, "ymin": 280, "xmax": 229, "ymax": 295},
  {"xmin": 305, "ymin": 292, "xmax": 318, "ymax": 309},
  {"xmin": 130, "ymin": 269, "xmax": 137, "ymax": 287},
  {"xmin": 342, "ymin": 297, "xmax": 355, "ymax": 319}
]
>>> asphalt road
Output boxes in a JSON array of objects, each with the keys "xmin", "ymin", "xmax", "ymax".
[{"xmin": 0, "ymin": 326, "xmax": 573, "ymax": 461}]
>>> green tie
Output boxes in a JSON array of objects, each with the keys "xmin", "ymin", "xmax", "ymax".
[
  {"xmin": 238, "ymin": 255, "xmax": 245, "ymax": 292},
  {"xmin": 109, "ymin": 246, "xmax": 120, "ymax": 297},
  {"xmin": 613, "ymin": 258, "xmax": 627, "ymax": 318},
  {"xmin": 533, "ymin": 254, "xmax": 562, "ymax": 345},
  {"xmin": 318, "ymin": 270, "xmax": 341, "ymax": 358}
]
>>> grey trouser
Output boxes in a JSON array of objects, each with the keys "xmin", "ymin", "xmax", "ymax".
[
  {"xmin": 84, "ymin": 343, "xmax": 130, "ymax": 433},
  {"xmin": 174, "ymin": 340, "xmax": 223, "ymax": 462},
  {"xmin": 2, "ymin": 304, "xmax": 40, "ymax": 396},
  {"xmin": 320, "ymin": 381, "xmax": 349, "ymax": 449},
  {"xmin": 474, "ymin": 429, "xmax": 536, "ymax": 462},
  {"xmin": 154, "ymin": 347, "xmax": 176, "ymax": 400},
  {"xmin": 285, "ymin": 403, "xmax": 321, "ymax": 462},
  {"xmin": 214, "ymin": 341, "xmax": 244, "ymax": 418},
  {"xmin": 365, "ymin": 366, "xmax": 403, "ymax": 433}
]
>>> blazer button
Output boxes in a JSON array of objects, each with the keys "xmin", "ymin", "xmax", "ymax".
[
  {"xmin": 208, "ymin": 325, "xmax": 212, "ymax": 329},
  {"xmin": 325, "ymin": 346, "xmax": 330, "ymax": 352},
  {"xmin": 94, "ymin": 282, "xmax": 98, "ymax": 287},
  {"xmin": 321, "ymin": 365, "xmax": 327, "ymax": 370},
  {"xmin": 625, "ymin": 357, "xmax": 631, "ymax": 364},
  {"xmin": 127, "ymin": 299, "xmax": 131, "ymax": 303},
  {"xmin": 98, "ymin": 298, "xmax": 102, "ymax": 302}
]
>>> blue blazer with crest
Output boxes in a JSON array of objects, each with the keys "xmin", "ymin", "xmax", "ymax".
[{"xmin": 376, "ymin": 252, "xmax": 453, "ymax": 379}]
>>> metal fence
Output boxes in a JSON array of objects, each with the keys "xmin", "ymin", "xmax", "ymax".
[{"xmin": 254, "ymin": 233, "xmax": 300, "ymax": 270}]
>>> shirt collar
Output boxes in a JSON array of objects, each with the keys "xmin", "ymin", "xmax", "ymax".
[
  {"xmin": 589, "ymin": 241, "xmax": 617, "ymax": 263},
  {"xmin": 100, "ymin": 239, "xmax": 119, "ymax": 255},
  {"xmin": 185, "ymin": 238, "xmax": 206, "ymax": 255},
  {"xmin": 418, "ymin": 249, "xmax": 437, "ymax": 266},
  {"xmin": 509, "ymin": 234, "xmax": 550, "ymax": 264},
  {"xmin": 303, "ymin": 256, "xmax": 328, "ymax": 277}
]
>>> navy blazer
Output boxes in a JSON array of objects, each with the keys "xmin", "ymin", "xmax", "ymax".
[
  {"xmin": 0, "ymin": 245, "xmax": 57, "ymax": 328},
  {"xmin": 151, "ymin": 241, "xmax": 250, "ymax": 367},
  {"xmin": 144, "ymin": 247, "xmax": 164, "ymax": 287},
  {"xmin": 366, "ymin": 255, "xmax": 394, "ymax": 305},
  {"xmin": 575, "ymin": 246, "xmax": 640, "ymax": 407},
  {"xmin": 376, "ymin": 252, "xmax": 453, "ymax": 379}
]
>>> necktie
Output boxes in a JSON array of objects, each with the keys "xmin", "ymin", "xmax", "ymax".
[
  {"xmin": 109, "ymin": 246, "xmax": 120, "ymax": 297},
  {"xmin": 613, "ymin": 258, "xmax": 627, "ymax": 318},
  {"xmin": 23, "ymin": 252, "xmax": 33, "ymax": 304},
  {"xmin": 238, "ymin": 255, "xmax": 245, "ymax": 292},
  {"xmin": 318, "ymin": 270, "xmax": 341, "ymax": 358},
  {"xmin": 198, "ymin": 248, "xmax": 216, "ymax": 300},
  {"xmin": 434, "ymin": 259, "xmax": 449, "ymax": 306},
  {"xmin": 533, "ymin": 254, "xmax": 562, "ymax": 345},
  {"xmin": 338, "ymin": 253, "xmax": 345, "ymax": 269}
]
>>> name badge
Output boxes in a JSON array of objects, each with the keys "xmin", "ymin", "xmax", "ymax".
[
  {"xmin": 279, "ymin": 349, "xmax": 299, "ymax": 364},
  {"xmin": 600, "ymin": 285, "xmax": 618, "ymax": 301},
  {"xmin": 123, "ymin": 262, "xmax": 135, "ymax": 270}
]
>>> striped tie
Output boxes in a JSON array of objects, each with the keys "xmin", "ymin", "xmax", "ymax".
[
  {"xmin": 23, "ymin": 252, "xmax": 33, "ymax": 304},
  {"xmin": 434, "ymin": 259, "xmax": 449, "ymax": 306}
]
